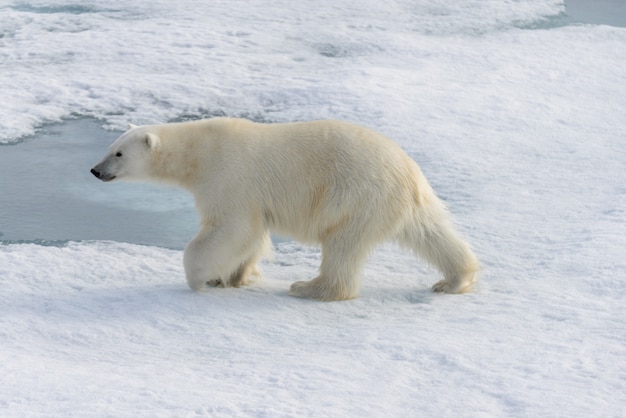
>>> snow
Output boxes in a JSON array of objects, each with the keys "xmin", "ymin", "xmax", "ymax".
[{"xmin": 1, "ymin": 0, "xmax": 626, "ymax": 416}]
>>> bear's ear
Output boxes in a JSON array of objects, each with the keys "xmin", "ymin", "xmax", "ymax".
[
  {"xmin": 128, "ymin": 123, "xmax": 138, "ymax": 130},
  {"xmin": 145, "ymin": 133, "xmax": 161, "ymax": 151}
]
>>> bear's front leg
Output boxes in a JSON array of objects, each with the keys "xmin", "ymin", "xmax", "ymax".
[{"xmin": 183, "ymin": 221, "xmax": 267, "ymax": 291}]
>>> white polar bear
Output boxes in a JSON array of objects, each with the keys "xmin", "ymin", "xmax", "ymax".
[{"xmin": 91, "ymin": 118, "xmax": 478, "ymax": 300}]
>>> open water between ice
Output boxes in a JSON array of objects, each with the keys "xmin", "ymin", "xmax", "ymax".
[
  {"xmin": 0, "ymin": 118, "xmax": 197, "ymax": 249},
  {"xmin": 565, "ymin": 0, "xmax": 626, "ymax": 27}
]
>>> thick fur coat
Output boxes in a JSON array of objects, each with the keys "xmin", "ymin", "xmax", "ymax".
[{"xmin": 91, "ymin": 118, "xmax": 478, "ymax": 300}]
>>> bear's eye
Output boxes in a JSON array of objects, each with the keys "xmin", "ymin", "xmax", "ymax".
[{"xmin": 116, "ymin": 152, "xmax": 123, "ymax": 157}]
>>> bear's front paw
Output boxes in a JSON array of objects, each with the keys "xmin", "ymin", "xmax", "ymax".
[
  {"xmin": 432, "ymin": 279, "xmax": 450, "ymax": 293},
  {"xmin": 206, "ymin": 278, "xmax": 224, "ymax": 287}
]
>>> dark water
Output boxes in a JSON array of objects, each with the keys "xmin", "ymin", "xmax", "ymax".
[
  {"xmin": 0, "ymin": 118, "xmax": 197, "ymax": 249},
  {"xmin": 566, "ymin": 0, "xmax": 626, "ymax": 27}
]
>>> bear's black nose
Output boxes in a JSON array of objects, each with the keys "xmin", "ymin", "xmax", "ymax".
[{"xmin": 90, "ymin": 168, "xmax": 101, "ymax": 179}]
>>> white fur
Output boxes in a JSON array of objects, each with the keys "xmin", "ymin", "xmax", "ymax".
[{"xmin": 91, "ymin": 118, "xmax": 478, "ymax": 300}]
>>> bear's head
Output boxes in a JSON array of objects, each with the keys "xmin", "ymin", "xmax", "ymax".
[{"xmin": 91, "ymin": 124, "xmax": 160, "ymax": 182}]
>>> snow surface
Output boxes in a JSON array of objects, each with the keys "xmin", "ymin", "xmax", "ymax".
[{"xmin": 1, "ymin": 0, "xmax": 626, "ymax": 416}]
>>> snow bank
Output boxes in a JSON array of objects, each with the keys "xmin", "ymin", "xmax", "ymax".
[{"xmin": 1, "ymin": 238, "xmax": 624, "ymax": 416}]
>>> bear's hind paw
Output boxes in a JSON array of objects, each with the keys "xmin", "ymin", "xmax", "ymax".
[
  {"xmin": 289, "ymin": 280, "xmax": 315, "ymax": 299},
  {"xmin": 289, "ymin": 278, "xmax": 357, "ymax": 301},
  {"xmin": 431, "ymin": 279, "xmax": 474, "ymax": 294}
]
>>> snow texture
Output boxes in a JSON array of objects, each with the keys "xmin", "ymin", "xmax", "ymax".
[{"xmin": 1, "ymin": 0, "xmax": 626, "ymax": 416}]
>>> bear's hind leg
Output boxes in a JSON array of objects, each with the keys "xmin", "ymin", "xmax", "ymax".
[
  {"xmin": 289, "ymin": 233, "xmax": 370, "ymax": 301},
  {"xmin": 399, "ymin": 207, "xmax": 479, "ymax": 294},
  {"xmin": 424, "ymin": 225, "xmax": 478, "ymax": 294}
]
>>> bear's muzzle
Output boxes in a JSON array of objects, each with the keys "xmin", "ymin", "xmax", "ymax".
[{"xmin": 90, "ymin": 167, "xmax": 115, "ymax": 182}]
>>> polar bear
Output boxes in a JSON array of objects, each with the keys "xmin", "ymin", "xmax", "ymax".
[{"xmin": 91, "ymin": 118, "xmax": 478, "ymax": 300}]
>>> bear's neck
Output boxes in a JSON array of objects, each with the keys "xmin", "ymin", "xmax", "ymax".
[{"xmin": 149, "ymin": 136, "xmax": 202, "ymax": 191}]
